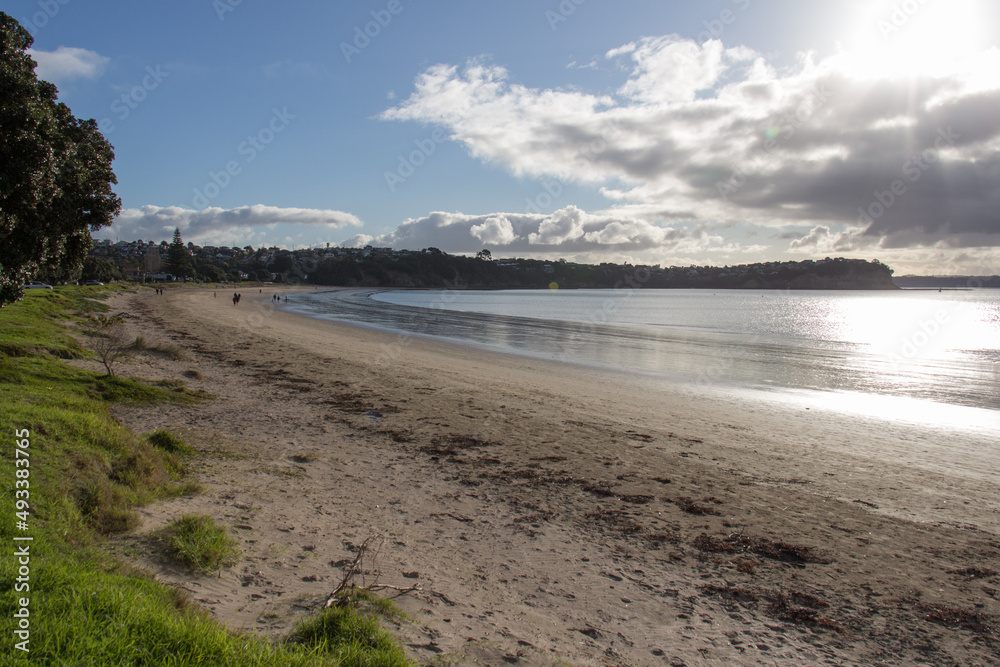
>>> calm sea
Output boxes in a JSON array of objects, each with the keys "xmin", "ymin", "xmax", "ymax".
[{"xmin": 285, "ymin": 288, "xmax": 1000, "ymax": 428}]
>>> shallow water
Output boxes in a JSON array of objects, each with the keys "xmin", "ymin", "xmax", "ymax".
[{"xmin": 286, "ymin": 288, "xmax": 1000, "ymax": 422}]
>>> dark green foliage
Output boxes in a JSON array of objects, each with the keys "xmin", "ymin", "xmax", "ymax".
[
  {"xmin": 0, "ymin": 13, "xmax": 121, "ymax": 306},
  {"xmin": 149, "ymin": 429, "xmax": 194, "ymax": 455},
  {"xmin": 196, "ymin": 263, "xmax": 226, "ymax": 283},
  {"xmin": 308, "ymin": 253, "xmax": 897, "ymax": 290},
  {"xmin": 251, "ymin": 268, "xmax": 273, "ymax": 282},
  {"xmin": 166, "ymin": 228, "xmax": 195, "ymax": 280},
  {"xmin": 270, "ymin": 252, "xmax": 295, "ymax": 274},
  {"xmin": 81, "ymin": 256, "xmax": 124, "ymax": 283}
]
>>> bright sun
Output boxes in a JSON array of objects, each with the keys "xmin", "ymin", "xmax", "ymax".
[{"xmin": 844, "ymin": 0, "xmax": 987, "ymax": 78}]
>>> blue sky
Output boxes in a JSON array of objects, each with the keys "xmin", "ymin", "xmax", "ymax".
[{"xmin": 9, "ymin": 0, "xmax": 1000, "ymax": 273}]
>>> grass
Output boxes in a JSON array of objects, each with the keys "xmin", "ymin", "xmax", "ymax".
[
  {"xmin": 149, "ymin": 429, "xmax": 195, "ymax": 456},
  {"xmin": 0, "ymin": 286, "xmax": 414, "ymax": 665},
  {"xmin": 160, "ymin": 514, "xmax": 241, "ymax": 574},
  {"xmin": 133, "ymin": 334, "xmax": 192, "ymax": 361},
  {"xmin": 289, "ymin": 588, "xmax": 410, "ymax": 666}
]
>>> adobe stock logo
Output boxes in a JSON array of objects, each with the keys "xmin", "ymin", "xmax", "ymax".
[
  {"xmin": 545, "ymin": 0, "xmax": 587, "ymax": 31},
  {"xmin": 191, "ymin": 108, "xmax": 296, "ymax": 208},
  {"xmin": 18, "ymin": 0, "xmax": 71, "ymax": 34},
  {"xmin": 384, "ymin": 128, "xmax": 447, "ymax": 192},
  {"xmin": 99, "ymin": 66, "xmax": 169, "ymax": 135},
  {"xmin": 340, "ymin": 0, "xmax": 412, "ymax": 63}
]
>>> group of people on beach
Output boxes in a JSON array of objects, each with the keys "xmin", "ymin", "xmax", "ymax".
[
  {"xmin": 206, "ymin": 290, "xmax": 287, "ymax": 305},
  {"xmin": 154, "ymin": 287, "xmax": 164, "ymax": 295}
]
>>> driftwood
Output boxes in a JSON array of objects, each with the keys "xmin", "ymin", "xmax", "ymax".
[{"xmin": 323, "ymin": 535, "xmax": 422, "ymax": 609}]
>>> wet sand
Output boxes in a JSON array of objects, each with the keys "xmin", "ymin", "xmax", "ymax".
[{"xmin": 101, "ymin": 287, "xmax": 999, "ymax": 666}]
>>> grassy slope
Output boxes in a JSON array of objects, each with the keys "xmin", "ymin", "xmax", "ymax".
[{"xmin": 0, "ymin": 287, "xmax": 410, "ymax": 666}]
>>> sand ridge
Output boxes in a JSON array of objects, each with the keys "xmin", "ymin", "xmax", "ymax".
[{"xmin": 100, "ymin": 287, "xmax": 999, "ymax": 666}]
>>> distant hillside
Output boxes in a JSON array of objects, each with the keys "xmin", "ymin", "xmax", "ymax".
[
  {"xmin": 308, "ymin": 254, "xmax": 898, "ymax": 290},
  {"xmin": 86, "ymin": 240, "xmax": 898, "ymax": 290},
  {"xmin": 893, "ymin": 275, "xmax": 1000, "ymax": 289}
]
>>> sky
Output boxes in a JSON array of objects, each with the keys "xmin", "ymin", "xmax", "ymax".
[{"xmin": 7, "ymin": 0, "xmax": 1000, "ymax": 274}]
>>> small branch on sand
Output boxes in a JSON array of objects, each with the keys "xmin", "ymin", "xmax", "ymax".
[{"xmin": 323, "ymin": 535, "xmax": 422, "ymax": 608}]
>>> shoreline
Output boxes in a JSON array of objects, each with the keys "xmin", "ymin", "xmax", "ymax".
[
  {"xmin": 104, "ymin": 286, "xmax": 999, "ymax": 665},
  {"xmin": 284, "ymin": 287, "xmax": 1000, "ymax": 427}
]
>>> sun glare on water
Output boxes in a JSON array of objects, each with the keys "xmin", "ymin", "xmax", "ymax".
[{"xmin": 826, "ymin": 295, "xmax": 998, "ymax": 360}]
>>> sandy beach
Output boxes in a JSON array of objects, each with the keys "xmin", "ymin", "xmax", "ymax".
[{"xmin": 97, "ymin": 287, "xmax": 999, "ymax": 666}]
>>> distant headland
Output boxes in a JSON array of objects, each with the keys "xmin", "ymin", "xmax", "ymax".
[
  {"xmin": 86, "ymin": 240, "xmax": 898, "ymax": 290},
  {"xmin": 308, "ymin": 252, "xmax": 899, "ymax": 290}
]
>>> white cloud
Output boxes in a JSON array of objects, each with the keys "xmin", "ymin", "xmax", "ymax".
[
  {"xmin": 382, "ymin": 36, "xmax": 1000, "ymax": 255},
  {"xmin": 100, "ymin": 205, "xmax": 363, "ymax": 247},
  {"xmin": 615, "ymin": 37, "xmax": 757, "ymax": 104},
  {"xmin": 365, "ymin": 206, "xmax": 690, "ymax": 259},
  {"xmin": 470, "ymin": 215, "xmax": 517, "ymax": 245},
  {"xmin": 343, "ymin": 234, "xmax": 375, "ymax": 248},
  {"xmin": 528, "ymin": 207, "xmax": 586, "ymax": 245},
  {"xmin": 28, "ymin": 46, "xmax": 109, "ymax": 83},
  {"xmin": 788, "ymin": 225, "xmax": 863, "ymax": 253}
]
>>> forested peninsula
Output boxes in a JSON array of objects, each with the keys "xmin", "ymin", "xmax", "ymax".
[
  {"xmin": 87, "ymin": 240, "xmax": 898, "ymax": 290},
  {"xmin": 306, "ymin": 252, "xmax": 898, "ymax": 290}
]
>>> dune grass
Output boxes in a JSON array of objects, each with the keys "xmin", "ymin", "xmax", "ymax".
[
  {"xmin": 0, "ymin": 287, "xmax": 413, "ymax": 665},
  {"xmin": 289, "ymin": 588, "xmax": 411, "ymax": 666},
  {"xmin": 133, "ymin": 334, "xmax": 192, "ymax": 361},
  {"xmin": 160, "ymin": 514, "xmax": 241, "ymax": 574}
]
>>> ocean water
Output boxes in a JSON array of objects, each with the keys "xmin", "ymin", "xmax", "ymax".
[{"xmin": 285, "ymin": 288, "xmax": 1000, "ymax": 426}]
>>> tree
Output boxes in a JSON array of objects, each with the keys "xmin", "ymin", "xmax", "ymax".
[
  {"xmin": 84, "ymin": 314, "xmax": 133, "ymax": 376},
  {"xmin": 0, "ymin": 14, "xmax": 121, "ymax": 306},
  {"xmin": 165, "ymin": 228, "xmax": 194, "ymax": 280},
  {"xmin": 476, "ymin": 248, "xmax": 493, "ymax": 261},
  {"xmin": 36, "ymin": 259, "xmax": 82, "ymax": 285},
  {"xmin": 270, "ymin": 252, "xmax": 294, "ymax": 274},
  {"xmin": 198, "ymin": 264, "xmax": 225, "ymax": 283},
  {"xmin": 81, "ymin": 256, "xmax": 124, "ymax": 283}
]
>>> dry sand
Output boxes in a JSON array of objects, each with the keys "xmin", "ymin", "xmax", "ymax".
[{"xmin": 98, "ymin": 287, "xmax": 999, "ymax": 666}]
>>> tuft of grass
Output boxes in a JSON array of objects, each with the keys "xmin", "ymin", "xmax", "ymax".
[
  {"xmin": 160, "ymin": 514, "xmax": 241, "ymax": 574},
  {"xmin": 76, "ymin": 477, "xmax": 143, "ymax": 533},
  {"xmin": 149, "ymin": 429, "xmax": 195, "ymax": 456},
  {"xmin": 288, "ymin": 588, "xmax": 409, "ymax": 665},
  {"xmin": 89, "ymin": 374, "xmax": 208, "ymax": 405},
  {"xmin": 132, "ymin": 334, "xmax": 192, "ymax": 361}
]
